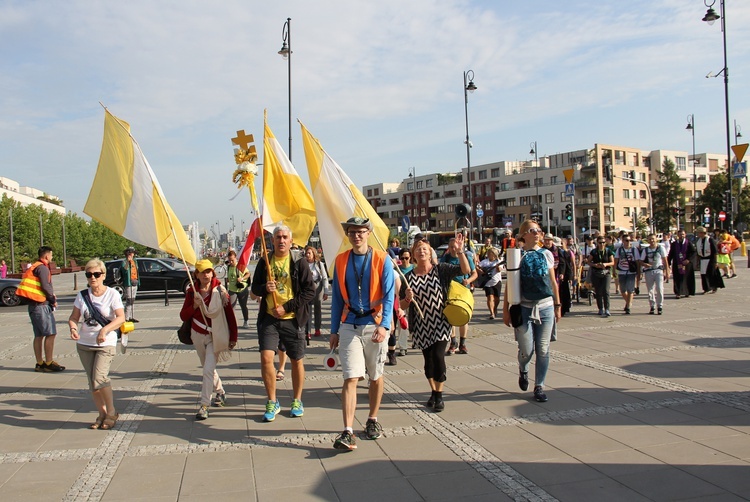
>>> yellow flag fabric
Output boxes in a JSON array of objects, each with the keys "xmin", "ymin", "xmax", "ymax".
[
  {"xmin": 261, "ymin": 115, "xmax": 316, "ymax": 245},
  {"xmin": 84, "ymin": 109, "xmax": 196, "ymax": 264},
  {"xmin": 300, "ymin": 121, "xmax": 389, "ymax": 268}
]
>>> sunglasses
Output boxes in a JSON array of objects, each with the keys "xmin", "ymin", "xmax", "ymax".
[
  {"xmin": 347, "ymin": 230, "xmax": 368, "ymax": 237},
  {"xmin": 526, "ymin": 228, "xmax": 542, "ymax": 235},
  {"xmin": 401, "ymin": 256, "xmax": 411, "ymax": 260},
  {"xmin": 85, "ymin": 271, "xmax": 104, "ymax": 278},
  {"xmin": 597, "ymin": 241, "xmax": 606, "ymax": 244}
]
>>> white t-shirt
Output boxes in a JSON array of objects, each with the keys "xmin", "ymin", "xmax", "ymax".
[{"xmin": 74, "ymin": 288, "xmax": 124, "ymax": 347}]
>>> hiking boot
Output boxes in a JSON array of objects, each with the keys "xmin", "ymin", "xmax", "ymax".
[
  {"xmin": 533, "ymin": 386, "xmax": 548, "ymax": 403},
  {"xmin": 519, "ymin": 371, "xmax": 529, "ymax": 391},
  {"xmin": 433, "ymin": 393, "xmax": 445, "ymax": 412},
  {"xmin": 649, "ymin": 307, "xmax": 655, "ymax": 315},
  {"xmin": 386, "ymin": 351, "xmax": 397, "ymax": 366},
  {"xmin": 212, "ymin": 392, "xmax": 226, "ymax": 407},
  {"xmin": 196, "ymin": 405, "xmax": 209, "ymax": 420},
  {"xmin": 364, "ymin": 418, "xmax": 382, "ymax": 440},
  {"xmin": 34, "ymin": 362, "xmax": 48, "ymax": 372},
  {"xmin": 458, "ymin": 344, "xmax": 468, "ymax": 355},
  {"xmin": 44, "ymin": 361, "xmax": 65, "ymax": 372},
  {"xmin": 290, "ymin": 399, "xmax": 304, "ymax": 418},
  {"xmin": 426, "ymin": 391, "xmax": 436, "ymax": 408},
  {"xmin": 263, "ymin": 400, "xmax": 280, "ymax": 422},
  {"xmin": 333, "ymin": 430, "xmax": 357, "ymax": 450}
]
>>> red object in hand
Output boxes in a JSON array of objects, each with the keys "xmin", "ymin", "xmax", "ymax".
[{"xmin": 398, "ymin": 314, "xmax": 408, "ymax": 330}]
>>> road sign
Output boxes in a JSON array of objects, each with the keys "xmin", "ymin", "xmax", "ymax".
[
  {"xmin": 719, "ymin": 211, "xmax": 727, "ymax": 222},
  {"xmin": 731, "ymin": 143, "xmax": 748, "ymax": 163},
  {"xmin": 564, "ymin": 183, "xmax": 575, "ymax": 197},
  {"xmin": 401, "ymin": 216, "xmax": 410, "ymax": 233},
  {"xmin": 476, "ymin": 208, "xmax": 484, "ymax": 218},
  {"xmin": 704, "ymin": 215, "xmax": 711, "ymax": 223},
  {"xmin": 704, "ymin": 207, "xmax": 710, "ymax": 215},
  {"xmin": 733, "ymin": 161, "xmax": 747, "ymax": 179},
  {"xmin": 587, "ymin": 209, "xmax": 593, "ymax": 216}
]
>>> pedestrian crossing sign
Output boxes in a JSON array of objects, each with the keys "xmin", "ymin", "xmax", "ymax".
[{"xmin": 733, "ymin": 161, "xmax": 747, "ymax": 179}]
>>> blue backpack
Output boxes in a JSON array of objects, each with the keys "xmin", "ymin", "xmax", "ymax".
[{"xmin": 520, "ymin": 249, "xmax": 553, "ymax": 301}]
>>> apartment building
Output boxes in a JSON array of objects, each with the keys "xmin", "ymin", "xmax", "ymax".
[
  {"xmin": 0, "ymin": 176, "xmax": 66, "ymax": 215},
  {"xmin": 364, "ymin": 143, "xmax": 729, "ymax": 239}
]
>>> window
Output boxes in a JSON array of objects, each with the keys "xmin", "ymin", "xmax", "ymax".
[
  {"xmin": 675, "ymin": 157, "xmax": 687, "ymax": 171},
  {"xmin": 485, "ymin": 202, "xmax": 492, "ymax": 210},
  {"xmin": 545, "ymin": 193, "xmax": 555, "ymax": 203},
  {"xmin": 550, "ymin": 176, "xmax": 557, "ymax": 185},
  {"xmin": 438, "ymin": 219, "xmax": 444, "ymax": 228},
  {"xmin": 367, "ymin": 189, "xmax": 372, "ymax": 197},
  {"xmin": 623, "ymin": 189, "xmax": 631, "ymax": 199},
  {"xmin": 420, "ymin": 207, "xmax": 426, "ymax": 216},
  {"xmin": 426, "ymin": 179, "xmax": 433, "ymax": 188},
  {"xmin": 406, "ymin": 182, "xmax": 414, "ymax": 191},
  {"xmin": 639, "ymin": 190, "xmax": 646, "ymax": 199},
  {"xmin": 486, "ymin": 216, "xmax": 493, "ymax": 225},
  {"xmin": 446, "ymin": 218, "xmax": 453, "ymax": 228},
  {"xmin": 501, "ymin": 182, "xmax": 509, "ymax": 191},
  {"xmin": 484, "ymin": 185, "xmax": 491, "ymax": 196},
  {"xmin": 491, "ymin": 168, "xmax": 500, "ymax": 177},
  {"xmin": 417, "ymin": 181, "xmax": 423, "ymax": 189},
  {"xmin": 561, "ymin": 192, "xmax": 567, "ymax": 200},
  {"xmin": 535, "ymin": 177, "xmax": 542, "ymax": 186},
  {"xmin": 478, "ymin": 170, "xmax": 487, "ymax": 180},
  {"xmin": 624, "ymin": 207, "xmax": 631, "ymax": 216}
]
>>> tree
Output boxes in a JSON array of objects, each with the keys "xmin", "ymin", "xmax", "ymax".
[
  {"xmin": 652, "ymin": 158, "xmax": 686, "ymax": 232},
  {"xmin": 696, "ymin": 173, "xmax": 750, "ymax": 229}
]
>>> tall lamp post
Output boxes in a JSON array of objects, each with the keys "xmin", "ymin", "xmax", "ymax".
[
  {"xmin": 736, "ymin": 121, "xmax": 743, "ymax": 225},
  {"xmin": 530, "ymin": 141, "xmax": 541, "ymax": 223},
  {"xmin": 278, "ymin": 17, "xmax": 292, "ymax": 160},
  {"xmin": 408, "ymin": 166, "xmax": 416, "ymax": 230},
  {"xmin": 686, "ymin": 114, "xmax": 696, "ymax": 228},
  {"xmin": 702, "ymin": 0, "xmax": 733, "ymax": 229},
  {"xmin": 463, "ymin": 70, "xmax": 477, "ymax": 241}
]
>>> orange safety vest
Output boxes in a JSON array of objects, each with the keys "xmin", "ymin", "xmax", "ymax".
[
  {"xmin": 16, "ymin": 261, "xmax": 50, "ymax": 303},
  {"xmin": 335, "ymin": 248, "xmax": 387, "ymax": 325}
]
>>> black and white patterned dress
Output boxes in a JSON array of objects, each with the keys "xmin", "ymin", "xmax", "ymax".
[{"xmin": 402, "ymin": 263, "xmax": 461, "ymax": 350}]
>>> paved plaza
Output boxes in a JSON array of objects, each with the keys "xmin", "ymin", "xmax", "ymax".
[{"xmin": 1, "ymin": 262, "xmax": 749, "ymax": 501}]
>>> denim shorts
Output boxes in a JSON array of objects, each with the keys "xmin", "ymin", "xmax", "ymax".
[{"xmin": 29, "ymin": 303, "xmax": 56, "ymax": 337}]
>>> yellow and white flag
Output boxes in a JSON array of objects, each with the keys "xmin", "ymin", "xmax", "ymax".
[
  {"xmin": 261, "ymin": 113, "xmax": 316, "ymax": 245},
  {"xmin": 84, "ymin": 109, "xmax": 196, "ymax": 264},
  {"xmin": 300, "ymin": 121, "xmax": 389, "ymax": 266}
]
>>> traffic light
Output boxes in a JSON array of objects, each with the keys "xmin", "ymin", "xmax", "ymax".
[
  {"xmin": 678, "ymin": 207, "xmax": 686, "ymax": 217},
  {"xmin": 630, "ymin": 170, "xmax": 637, "ymax": 186},
  {"xmin": 564, "ymin": 204, "xmax": 573, "ymax": 221},
  {"xmin": 723, "ymin": 190, "xmax": 732, "ymax": 212}
]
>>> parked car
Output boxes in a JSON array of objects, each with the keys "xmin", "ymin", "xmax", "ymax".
[
  {"xmin": 105, "ymin": 258, "xmax": 191, "ymax": 298},
  {"xmin": 0, "ymin": 278, "xmax": 22, "ymax": 307}
]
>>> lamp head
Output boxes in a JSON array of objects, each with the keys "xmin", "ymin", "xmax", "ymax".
[
  {"xmin": 702, "ymin": 7, "xmax": 720, "ymax": 25},
  {"xmin": 466, "ymin": 80, "xmax": 477, "ymax": 92},
  {"xmin": 278, "ymin": 43, "xmax": 290, "ymax": 60}
]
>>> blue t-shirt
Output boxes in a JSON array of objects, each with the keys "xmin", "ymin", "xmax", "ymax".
[{"xmin": 441, "ymin": 251, "xmax": 476, "ymax": 284}]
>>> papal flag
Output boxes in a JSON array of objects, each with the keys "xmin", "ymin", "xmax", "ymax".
[
  {"xmin": 84, "ymin": 109, "xmax": 196, "ymax": 264},
  {"xmin": 300, "ymin": 121, "xmax": 389, "ymax": 267},
  {"xmin": 261, "ymin": 113, "xmax": 316, "ymax": 245}
]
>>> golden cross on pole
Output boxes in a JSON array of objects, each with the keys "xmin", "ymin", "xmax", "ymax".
[{"xmin": 231, "ymin": 130, "xmax": 255, "ymax": 151}]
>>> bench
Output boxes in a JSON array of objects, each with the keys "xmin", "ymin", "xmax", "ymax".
[
  {"xmin": 7, "ymin": 262, "xmax": 29, "ymax": 279},
  {"xmin": 48, "ymin": 261, "xmax": 62, "ymax": 276},
  {"xmin": 61, "ymin": 259, "xmax": 83, "ymax": 273}
]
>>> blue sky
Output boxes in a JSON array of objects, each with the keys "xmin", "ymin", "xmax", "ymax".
[{"xmin": 1, "ymin": 0, "xmax": 749, "ymax": 235}]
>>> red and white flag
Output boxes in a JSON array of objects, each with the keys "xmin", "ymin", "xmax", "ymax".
[{"xmin": 237, "ymin": 215, "xmax": 262, "ymax": 272}]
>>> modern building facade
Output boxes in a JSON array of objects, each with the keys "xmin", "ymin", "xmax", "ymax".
[{"xmin": 0, "ymin": 176, "xmax": 66, "ymax": 215}]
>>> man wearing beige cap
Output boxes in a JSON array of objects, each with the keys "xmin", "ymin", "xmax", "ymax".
[{"xmin": 329, "ymin": 216, "xmax": 395, "ymax": 451}]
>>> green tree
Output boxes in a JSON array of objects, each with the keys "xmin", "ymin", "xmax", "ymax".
[{"xmin": 652, "ymin": 158, "xmax": 686, "ymax": 232}]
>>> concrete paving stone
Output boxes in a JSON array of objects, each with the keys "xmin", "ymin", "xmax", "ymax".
[
  {"xmin": 256, "ymin": 480, "xmax": 336, "ymax": 502},
  {"xmin": 253, "ymin": 461, "xmax": 324, "ymax": 491},
  {"xmin": 180, "ymin": 466, "xmax": 255, "ymax": 495},
  {"xmin": 626, "ymin": 406, "xmax": 705, "ymax": 426},
  {"xmin": 574, "ymin": 448, "xmax": 668, "ymax": 477},
  {"xmin": 676, "ymin": 401, "xmax": 750, "ymax": 420},
  {"xmin": 251, "ymin": 444, "xmax": 320, "ymax": 468},
  {"xmin": 102, "ymin": 467, "xmax": 184, "ymax": 499},
  {"xmin": 407, "ymin": 465, "xmax": 503, "ymax": 500},
  {"xmin": 323, "ymin": 452, "xmax": 403, "ymax": 484},
  {"xmin": 118, "ymin": 453, "xmax": 187, "ymax": 474},
  {"xmin": 661, "ymin": 421, "xmax": 746, "ymax": 442},
  {"xmin": 510, "ymin": 454, "xmax": 611, "ymax": 486},
  {"xmin": 695, "ymin": 434, "xmax": 750, "ymax": 460},
  {"xmin": 330, "ymin": 469, "xmax": 422, "ymax": 502},
  {"xmin": 638, "ymin": 440, "xmax": 738, "ymax": 465},
  {"xmin": 679, "ymin": 461, "xmax": 750, "ymax": 498},
  {"xmin": 482, "ymin": 436, "xmax": 567, "ymax": 463},
  {"xmin": 531, "ymin": 427, "xmax": 631, "ymax": 457},
  {"xmin": 615, "ymin": 464, "xmax": 730, "ymax": 500},
  {"xmin": 593, "ymin": 424, "xmax": 686, "ymax": 449},
  {"xmin": 544, "ymin": 475, "xmax": 653, "ymax": 502}
]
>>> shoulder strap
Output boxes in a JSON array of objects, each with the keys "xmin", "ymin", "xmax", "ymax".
[{"xmin": 81, "ymin": 290, "xmax": 109, "ymax": 327}]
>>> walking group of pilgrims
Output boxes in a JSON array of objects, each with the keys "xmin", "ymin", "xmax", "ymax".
[{"xmin": 20, "ymin": 216, "xmax": 742, "ymax": 452}]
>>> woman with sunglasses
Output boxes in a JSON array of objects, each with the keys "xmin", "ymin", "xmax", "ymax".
[
  {"xmin": 502, "ymin": 220, "xmax": 560, "ymax": 403},
  {"xmin": 68, "ymin": 259, "xmax": 126, "ymax": 430},
  {"xmin": 588, "ymin": 237, "xmax": 615, "ymax": 316},
  {"xmin": 395, "ymin": 248, "xmax": 415, "ymax": 356}
]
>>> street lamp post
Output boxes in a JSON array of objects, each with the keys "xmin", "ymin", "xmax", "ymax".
[
  {"xmin": 463, "ymin": 70, "xmax": 477, "ymax": 241},
  {"xmin": 686, "ymin": 114, "xmax": 696, "ymax": 229},
  {"xmin": 736, "ymin": 121, "xmax": 743, "ymax": 225},
  {"xmin": 408, "ymin": 166, "xmax": 416, "ymax": 230},
  {"xmin": 278, "ymin": 17, "xmax": 292, "ymax": 160},
  {"xmin": 530, "ymin": 141, "xmax": 541, "ymax": 224},
  {"xmin": 702, "ymin": 0, "xmax": 733, "ymax": 229}
]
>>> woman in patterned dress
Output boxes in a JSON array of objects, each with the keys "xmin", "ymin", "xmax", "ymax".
[{"xmin": 399, "ymin": 233, "xmax": 471, "ymax": 412}]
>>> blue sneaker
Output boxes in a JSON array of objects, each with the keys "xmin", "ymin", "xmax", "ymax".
[
  {"xmin": 290, "ymin": 399, "xmax": 304, "ymax": 418},
  {"xmin": 263, "ymin": 400, "xmax": 280, "ymax": 422}
]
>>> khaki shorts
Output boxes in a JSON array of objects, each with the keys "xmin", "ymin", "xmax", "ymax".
[
  {"xmin": 77, "ymin": 344, "xmax": 116, "ymax": 390},
  {"xmin": 338, "ymin": 323, "xmax": 387, "ymax": 381}
]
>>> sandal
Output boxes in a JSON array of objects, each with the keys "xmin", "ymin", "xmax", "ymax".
[
  {"xmin": 276, "ymin": 370, "xmax": 285, "ymax": 381},
  {"xmin": 89, "ymin": 415, "xmax": 105, "ymax": 430},
  {"xmin": 100, "ymin": 413, "xmax": 120, "ymax": 430}
]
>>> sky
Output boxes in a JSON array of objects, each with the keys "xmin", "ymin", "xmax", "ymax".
[{"xmin": 1, "ymin": 0, "xmax": 749, "ymax": 237}]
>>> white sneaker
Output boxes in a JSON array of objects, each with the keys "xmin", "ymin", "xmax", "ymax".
[{"xmin": 119, "ymin": 334, "xmax": 128, "ymax": 354}]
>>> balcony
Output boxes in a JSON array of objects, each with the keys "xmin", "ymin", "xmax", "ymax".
[{"xmin": 576, "ymin": 197, "xmax": 598, "ymax": 206}]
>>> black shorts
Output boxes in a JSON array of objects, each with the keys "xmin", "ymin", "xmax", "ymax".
[
  {"xmin": 484, "ymin": 283, "xmax": 502, "ymax": 298},
  {"xmin": 258, "ymin": 317, "xmax": 305, "ymax": 360}
]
